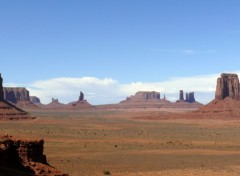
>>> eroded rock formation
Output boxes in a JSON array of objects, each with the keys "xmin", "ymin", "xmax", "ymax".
[
  {"xmin": 3, "ymin": 87, "xmax": 30, "ymax": 104},
  {"xmin": 0, "ymin": 74, "xmax": 34, "ymax": 120},
  {"xmin": 188, "ymin": 92, "xmax": 195, "ymax": 103},
  {"xmin": 196, "ymin": 73, "xmax": 240, "ymax": 117},
  {"xmin": 117, "ymin": 91, "xmax": 173, "ymax": 108},
  {"xmin": 69, "ymin": 91, "xmax": 93, "ymax": 109},
  {"xmin": 0, "ymin": 135, "xmax": 68, "ymax": 175},
  {"xmin": 179, "ymin": 90, "xmax": 184, "ymax": 101},
  {"xmin": 0, "ymin": 74, "xmax": 4, "ymax": 101},
  {"xmin": 30, "ymin": 96, "xmax": 41, "ymax": 104},
  {"xmin": 215, "ymin": 73, "xmax": 240, "ymax": 100},
  {"xmin": 79, "ymin": 91, "xmax": 84, "ymax": 101},
  {"xmin": 177, "ymin": 90, "xmax": 196, "ymax": 103},
  {"xmin": 126, "ymin": 91, "xmax": 161, "ymax": 102},
  {"xmin": 44, "ymin": 98, "xmax": 66, "ymax": 108}
]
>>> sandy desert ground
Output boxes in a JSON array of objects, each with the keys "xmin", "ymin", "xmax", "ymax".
[{"xmin": 1, "ymin": 108, "xmax": 240, "ymax": 176}]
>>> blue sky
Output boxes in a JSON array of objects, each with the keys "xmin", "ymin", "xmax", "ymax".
[{"xmin": 1, "ymin": 1, "xmax": 240, "ymax": 104}]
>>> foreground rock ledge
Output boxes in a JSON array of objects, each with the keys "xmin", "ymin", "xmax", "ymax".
[{"xmin": 0, "ymin": 135, "xmax": 68, "ymax": 176}]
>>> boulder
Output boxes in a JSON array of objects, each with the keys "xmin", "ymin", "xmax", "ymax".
[{"xmin": 215, "ymin": 73, "xmax": 240, "ymax": 100}]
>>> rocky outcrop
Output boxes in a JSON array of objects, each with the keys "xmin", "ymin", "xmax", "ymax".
[
  {"xmin": 187, "ymin": 92, "xmax": 195, "ymax": 103},
  {"xmin": 3, "ymin": 87, "xmax": 30, "ymax": 104},
  {"xmin": 179, "ymin": 90, "xmax": 184, "ymax": 101},
  {"xmin": 30, "ymin": 96, "xmax": 41, "ymax": 104},
  {"xmin": 125, "ymin": 91, "xmax": 161, "ymax": 102},
  {"xmin": 0, "ymin": 74, "xmax": 4, "ymax": 101},
  {"xmin": 0, "ymin": 136, "xmax": 68, "ymax": 175},
  {"xmin": 44, "ymin": 98, "xmax": 66, "ymax": 109},
  {"xmin": 196, "ymin": 73, "xmax": 240, "ymax": 117},
  {"xmin": 0, "ymin": 74, "xmax": 34, "ymax": 120},
  {"xmin": 215, "ymin": 73, "xmax": 240, "ymax": 100},
  {"xmin": 118, "ymin": 91, "xmax": 172, "ymax": 108},
  {"xmin": 177, "ymin": 90, "xmax": 196, "ymax": 103},
  {"xmin": 69, "ymin": 92, "xmax": 94, "ymax": 109},
  {"xmin": 3, "ymin": 87, "xmax": 39, "ymax": 109},
  {"xmin": 79, "ymin": 91, "xmax": 84, "ymax": 101}
]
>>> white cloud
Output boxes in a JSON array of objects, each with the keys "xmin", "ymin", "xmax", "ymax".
[
  {"xmin": 182, "ymin": 49, "xmax": 196, "ymax": 55},
  {"xmin": 151, "ymin": 48, "xmax": 217, "ymax": 55},
  {"xmin": 4, "ymin": 72, "xmax": 240, "ymax": 105}
]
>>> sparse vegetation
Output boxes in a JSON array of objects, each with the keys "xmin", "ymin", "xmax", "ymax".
[
  {"xmin": 103, "ymin": 170, "xmax": 111, "ymax": 175},
  {"xmin": 2, "ymin": 109, "xmax": 240, "ymax": 175}
]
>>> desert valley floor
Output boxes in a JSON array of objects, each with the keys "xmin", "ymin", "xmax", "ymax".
[{"xmin": 2, "ymin": 108, "xmax": 240, "ymax": 176}]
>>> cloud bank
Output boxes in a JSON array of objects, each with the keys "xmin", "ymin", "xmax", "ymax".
[{"xmin": 4, "ymin": 72, "xmax": 240, "ymax": 105}]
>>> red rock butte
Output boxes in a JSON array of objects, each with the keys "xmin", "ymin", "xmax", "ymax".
[
  {"xmin": 0, "ymin": 135, "xmax": 68, "ymax": 175},
  {"xmin": 0, "ymin": 74, "xmax": 34, "ymax": 120},
  {"xmin": 215, "ymin": 73, "xmax": 240, "ymax": 100},
  {"xmin": 197, "ymin": 73, "xmax": 240, "ymax": 117}
]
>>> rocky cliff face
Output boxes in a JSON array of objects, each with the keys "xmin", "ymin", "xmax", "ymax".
[
  {"xmin": 215, "ymin": 73, "xmax": 240, "ymax": 100},
  {"xmin": 186, "ymin": 92, "xmax": 195, "ymax": 103},
  {"xmin": 179, "ymin": 90, "xmax": 184, "ymax": 101},
  {"xmin": 30, "ymin": 96, "xmax": 41, "ymax": 104},
  {"xmin": 0, "ymin": 74, "xmax": 34, "ymax": 120},
  {"xmin": 177, "ymin": 90, "xmax": 196, "ymax": 103},
  {"xmin": 127, "ymin": 91, "xmax": 161, "ymax": 101},
  {"xmin": 0, "ymin": 74, "xmax": 4, "ymax": 101},
  {"xmin": 0, "ymin": 136, "xmax": 68, "ymax": 175},
  {"xmin": 3, "ymin": 87, "xmax": 30, "ymax": 104}
]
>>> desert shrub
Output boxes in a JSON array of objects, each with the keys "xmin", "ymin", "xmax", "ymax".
[{"xmin": 103, "ymin": 170, "xmax": 111, "ymax": 175}]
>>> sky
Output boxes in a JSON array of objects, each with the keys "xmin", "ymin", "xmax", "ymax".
[{"xmin": 1, "ymin": 0, "xmax": 240, "ymax": 105}]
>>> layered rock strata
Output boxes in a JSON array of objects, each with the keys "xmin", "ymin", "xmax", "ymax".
[
  {"xmin": 0, "ymin": 136, "xmax": 68, "ymax": 176},
  {"xmin": 0, "ymin": 74, "xmax": 34, "ymax": 120},
  {"xmin": 215, "ymin": 73, "xmax": 240, "ymax": 100},
  {"xmin": 3, "ymin": 87, "xmax": 30, "ymax": 104}
]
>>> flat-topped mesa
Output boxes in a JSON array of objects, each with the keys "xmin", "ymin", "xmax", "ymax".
[
  {"xmin": 3, "ymin": 87, "xmax": 30, "ymax": 103},
  {"xmin": 78, "ymin": 91, "xmax": 84, "ymax": 101},
  {"xmin": 134, "ymin": 91, "xmax": 160, "ymax": 100},
  {"xmin": 215, "ymin": 73, "xmax": 240, "ymax": 100},
  {"xmin": 0, "ymin": 74, "xmax": 34, "ymax": 120}
]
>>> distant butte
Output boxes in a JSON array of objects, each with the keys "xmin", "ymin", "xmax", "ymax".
[
  {"xmin": 44, "ymin": 98, "xmax": 66, "ymax": 109},
  {"xmin": 196, "ymin": 73, "xmax": 240, "ymax": 117},
  {"xmin": 3, "ymin": 87, "xmax": 40, "ymax": 109},
  {"xmin": 68, "ymin": 91, "xmax": 93, "ymax": 109},
  {"xmin": 215, "ymin": 73, "xmax": 240, "ymax": 100},
  {"xmin": 0, "ymin": 74, "xmax": 34, "ymax": 120}
]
